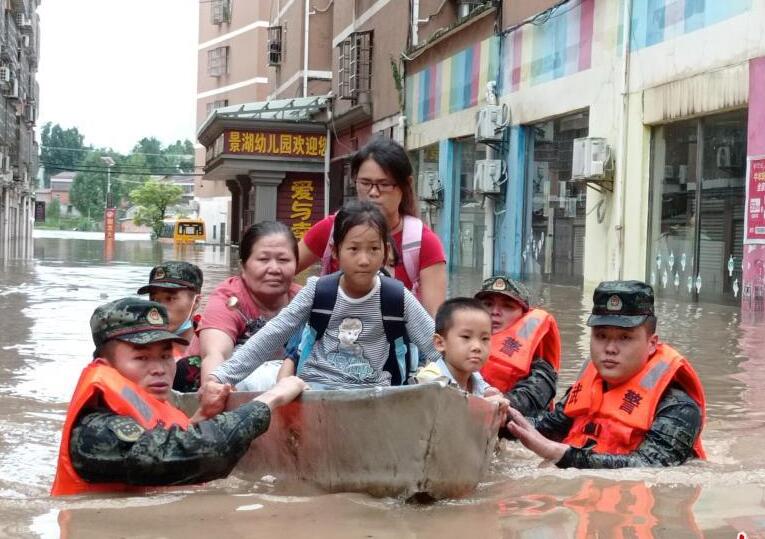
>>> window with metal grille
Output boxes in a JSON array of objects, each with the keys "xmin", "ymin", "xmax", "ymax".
[
  {"xmin": 267, "ymin": 26, "xmax": 283, "ymax": 66},
  {"xmin": 207, "ymin": 46, "xmax": 229, "ymax": 77},
  {"xmin": 206, "ymin": 99, "xmax": 229, "ymax": 116},
  {"xmin": 210, "ymin": 0, "xmax": 232, "ymax": 24},
  {"xmin": 337, "ymin": 31, "xmax": 372, "ymax": 102}
]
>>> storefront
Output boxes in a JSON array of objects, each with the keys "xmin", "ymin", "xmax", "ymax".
[
  {"xmin": 647, "ymin": 110, "xmax": 748, "ymax": 304},
  {"xmin": 522, "ymin": 110, "xmax": 589, "ymax": 285},
  {"xmin": 196, "ymin": 97, "xmax": 330, "ymax": 244}
]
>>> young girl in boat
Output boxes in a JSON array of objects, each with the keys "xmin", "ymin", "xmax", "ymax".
[{"xmin": 203, "ymin": 200, "xmax": 441, "ymax": 391}]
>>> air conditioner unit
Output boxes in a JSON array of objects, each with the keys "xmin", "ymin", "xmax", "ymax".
[
  {"xmin": 418, "ymin": 170, "xmax": 441, "ymax": 200},
  {"xmin": 572, "ymin": 137, "xmax": 611, "ymax": 180},
  {"xmin": 21, "ymin": 35, "xmax": 29, "ymax": 48},
  {"xmin": 3, "ymin": 78, "xmax": 18, "ymax": 99},
  {"xmin": 475, "ymin": 104, "xmax": 509, "ymax": 143},
  {"xmin": 0, "ymin": 67, "xmax": 10, "ymax": 83},
  {"xmin": 474, "ymin": 159, "xmax": 503, "ymax": 193},
  {"xmin": 2, "ymin": 156, "xmax": 9, "ymax": 173}
]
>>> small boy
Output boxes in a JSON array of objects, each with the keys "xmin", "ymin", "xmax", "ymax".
[
  {"xmin": 414, "ymin": 297, "xmax": 496, "ymax": 396},
  {"xmin": 137, "ymin": 261, "xmax": 203, "ymax": 392},
  {"xmin": 51, "ymin": 297, "xmax": 306, "ymax": 496}
]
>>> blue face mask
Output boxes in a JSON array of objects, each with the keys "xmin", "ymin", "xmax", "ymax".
[{"xmin": 175, "ymin": 318, "xmax": 193, "ymax": 335}]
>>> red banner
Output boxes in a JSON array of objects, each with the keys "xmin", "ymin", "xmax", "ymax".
[
  {"xmin": 104, "ymin": 208, "xmax": 117, "ymax": 241},
  {"xmin": 745, "ymin": 156, "xmax": 765, "ymax": 244}
]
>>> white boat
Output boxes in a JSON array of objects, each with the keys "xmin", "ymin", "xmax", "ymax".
[{"xmin": 178, "ymin": 382, "xmax": 503, "ymax": 500}]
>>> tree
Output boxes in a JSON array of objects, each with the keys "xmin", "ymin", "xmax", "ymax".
[
  {"xmin": 47, "ymin": 198, "xmax": 61, "ymax": 223},
  {"xmin": 130, "ymin": 180, "xmax": 183, "ymax": 238},
  {"xmin": 40, "ymin": 123, "xmax": 87, "ymax": 186},
  {"xmin": 70, "ymin": 152, "xmax": 110, "ymax": 219},
  {"xmin": 114, "ymin": 153, "xmax": 151, "ymax": 196},
  {"xmin": 163, "ymin": 139, "xmax": 196, "ymax": 173}
]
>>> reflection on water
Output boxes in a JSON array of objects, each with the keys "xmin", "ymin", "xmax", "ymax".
[{"xmin": 1, "ymin": 230, "xmax": 765, "ymax": 537}]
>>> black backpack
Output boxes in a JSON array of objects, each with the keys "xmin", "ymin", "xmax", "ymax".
[{"xmin": 295, "ymin": 272, "xmax": 416, "ymax": 385}]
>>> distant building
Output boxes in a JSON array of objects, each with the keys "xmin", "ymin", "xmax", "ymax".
[
  {"xmin": 35, "ymin": 172, "xmax": 79, "ymax": 217},
  {"xmin": 0, "ymin": 0, "xmax": 40, "ymax": 251}
]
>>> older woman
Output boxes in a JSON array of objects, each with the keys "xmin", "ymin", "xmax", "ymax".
[
  {"xmin": 199, "ymin": 221, "xmax": 302, "ymax": 389},
  {"xmin": 297, "ymin": 137, "xmax": 447, "ymax": 317}
]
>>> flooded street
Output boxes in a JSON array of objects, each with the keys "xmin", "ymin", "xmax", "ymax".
[{"xmin": 1, "ymin": 231, "xmax": 765, "ymax": 538}]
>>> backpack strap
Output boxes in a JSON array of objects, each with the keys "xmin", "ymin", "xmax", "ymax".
[
  {"xmin": 320, "ymin": 218, "xmax": 337, "ymax": 276},
  {"xmin": 296, "ymin": 272, "xmax": 341, "ymax": 373},
  {"xmin": 379, "ymin": 275, "xmax": 412, "ymax": 385},
  {"xmin": 401, "ymin": 216, "xmax": 423, "ymax": 295}
]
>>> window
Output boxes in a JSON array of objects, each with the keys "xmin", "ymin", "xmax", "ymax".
[
  {"xmin": 207, "ymin": 46, "xmax": 229, "ymax": 77},
  {"xmin": 647, "ymin": 110, "xmax": 747, "ymax": 304},
  {"xmin": 268, "ymin": 26, "xmax": 283, "ymax": 66},
  {"xmin": 206, "ymin": 99, "xmax": 229, "ymax": 116},
  {"xmin": 210, "ymin": 0, "xmax": 232, "ymax": 25},
  {"xmin": 337, "ymin": 31, "xmax": 372, "ymax": 102}
]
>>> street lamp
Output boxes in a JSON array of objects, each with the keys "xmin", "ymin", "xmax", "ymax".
[{"xmin": 100, "ymin": 156, "xmax": 115, "ymax": 208}]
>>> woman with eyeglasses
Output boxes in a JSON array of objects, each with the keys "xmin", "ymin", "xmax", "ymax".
[{"xmin": 297, "ymin": 137, "xmax": 447, "ymax": 316}]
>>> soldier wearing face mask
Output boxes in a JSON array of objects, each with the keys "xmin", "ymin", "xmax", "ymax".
[{"xmin": 138, "ymin": 261, "xmax": 203, "ymax": 392}]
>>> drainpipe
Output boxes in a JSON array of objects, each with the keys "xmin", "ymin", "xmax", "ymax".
[
  {"xmin": 324, "ymin": 123, "xmax": 331, "ymax": 217},
  {"xmin": 411, "ymin": 0, "xmax": 419, "ymax": 47},
  {"xmin": 613, "ymin": 0, "xmax": 633, "ymax": 279},
  {"xmin": 303, "ymin": 0, "xmax": 310, "ymax": 97}
]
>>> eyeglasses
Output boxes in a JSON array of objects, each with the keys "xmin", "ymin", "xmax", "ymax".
[{"xmin": 355, "ymin": 179, "xmax": 398, "ymax": 193}]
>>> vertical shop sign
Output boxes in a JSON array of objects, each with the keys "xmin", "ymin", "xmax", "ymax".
[
  {"xmin": 745, "ymin": 155, "xmax": 765, "ymax": 244},
  {"xmin": 290, "ymin": 180, "xmax": 314, "ymax": 240}
]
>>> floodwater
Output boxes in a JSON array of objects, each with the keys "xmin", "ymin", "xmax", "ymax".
[{"xmin": 1, "ymin": 230, "xmax": 765, "ymax": 538}]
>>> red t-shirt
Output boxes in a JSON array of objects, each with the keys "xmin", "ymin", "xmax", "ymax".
[
  {"xmin": 302, "ymin": 214, "xmax": 446, "ymax": 290},
  {"xmin": 196, "ymin": 275, "xmax": 302, "ymax": 344}
]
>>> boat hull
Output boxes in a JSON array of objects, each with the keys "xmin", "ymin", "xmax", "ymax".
[{"xmin": 178, "ymin": 383, "xmax": 502, "ymax": 499}]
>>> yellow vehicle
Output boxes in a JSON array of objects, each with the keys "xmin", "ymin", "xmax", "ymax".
[{"xmin": 157, "ymin": 218, "xmax": 206, "ymax": 244}]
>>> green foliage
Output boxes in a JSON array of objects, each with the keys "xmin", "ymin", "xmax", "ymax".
[
  {"xmin": 40, "ymin": 123, "xmax": 87, "ymax": 186},
  {"xmin": 130, "ymin": 180, "xmax": 183, "ymax": 239},
  {"xmin": 390, "ymin": 57, "xmax": 405, "ymax": 112},
  {"xmin": 70, "ymin": 152, "xmax": 107, "ymax": 219},
  {"xmin": 47, "ymin": 198, "xmax": 61, "ymax": 222}
]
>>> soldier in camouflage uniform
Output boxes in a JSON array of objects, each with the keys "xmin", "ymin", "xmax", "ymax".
[
  {"xmin": 52, "ymin": 297, "xmax": 306, "ymax": 494},
  {"xmin": 503, "ymin": 281, "xmax": 706, "ymax": 468},
  {"xmin": 475, "ymin": 276, "xmax": 561, "ymax": 418},
  {"xmin": 137, "ymin": 261, "xmax": 204, "ymax": 392}
]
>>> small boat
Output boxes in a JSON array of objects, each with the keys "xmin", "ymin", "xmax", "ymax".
[{"xmin": 177, "ymin": 382, "xmax": 503, "ymax": 500}]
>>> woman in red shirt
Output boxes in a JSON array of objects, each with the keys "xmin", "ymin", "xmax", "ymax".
[
  {"xmin": 298, "ymin": 138, "xmax": 447, "ymax": 317},
  {"xmin": 199, "ymin": 221, "xmax": 302, "ymax": 385}
]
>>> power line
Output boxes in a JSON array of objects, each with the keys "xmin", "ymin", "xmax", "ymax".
[
  {"xmin": 39, "ymin": 145, "xmax": 195, "ymax": 158},
  {"xmin": 41, "ymin": 163, "xmax": 204, "ymax": 177}
]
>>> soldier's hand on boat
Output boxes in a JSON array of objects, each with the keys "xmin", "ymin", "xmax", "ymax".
[
  {"xmin": 197, "ymin": 379, "xmax": 234, "ymax": 420},
  {"xmin": 254, "ymin": 376, "xmax": 308, "ymax": 410},
  {"xmin": 505, "ymin": 406, "xmax": 568, "ymax": 463}
]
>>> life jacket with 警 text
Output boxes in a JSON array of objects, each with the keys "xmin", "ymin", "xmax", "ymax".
[
  {"xmin": 51, "ymin": 362, "xmax": 190, "ymax": 496},
  {"xmin": 562, "ymin": 343, "xmax": 706, "ymax": 458},
  {"xmin": 480, "ymin": 309, "xmax": 561, "ymax": 394}
]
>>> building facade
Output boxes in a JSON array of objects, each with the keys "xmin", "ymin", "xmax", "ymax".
[
  {"xmin": 194, "ymin": 0, "xmax": 274, "ymax": 243},
  {"xmin": 0, "ymin": 0, "xmax": 39, "ymax": 256},
  {"xmin": 405, "ymin": 0, "xmax": 765, "ymax": 309}
]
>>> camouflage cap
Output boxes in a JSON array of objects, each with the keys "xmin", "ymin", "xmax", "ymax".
[
  {"xmin": 475, "ymin": 275, "xmax": 530, "ymax": 312},
  {"xmin": 91, "ymin": 297, "xmax": 188, "ymax": 355},
  {"xmin": 137, "ymin": 261, "xmax": 203, "ymax": 294},
  {"xmin": 587, "ymin": 280, "xmax": 655, "ymax": 328}
]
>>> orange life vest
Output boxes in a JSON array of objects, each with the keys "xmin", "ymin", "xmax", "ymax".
[
  {"xmin": 563, "ymin": 343, "xmax": 706, "ymax": 458},
  {"xmin": 51, "ymin": 362, "xmax": 191, "ymax": 496},
  {"xmin": 480, "ymin": 309, "xmax": 561, "ymax": 393}
]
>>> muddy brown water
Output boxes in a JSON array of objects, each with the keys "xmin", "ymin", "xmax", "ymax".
[{"xmin": 1, "ymin": 230, "xmax": 764, "ymax": 538}]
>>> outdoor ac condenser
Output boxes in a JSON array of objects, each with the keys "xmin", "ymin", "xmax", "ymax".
[
  {"xmin": 572, "ymin": 137, "xmax": 611, "ymax": 180},
  {"xmin": 474, "ymin": 159, "xmax": 502, "ymax": 193}
]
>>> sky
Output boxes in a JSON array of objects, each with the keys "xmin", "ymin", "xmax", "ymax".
[{"xmin": 36, "ymin": 0, "xmax": 199, "ymax": 154}]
